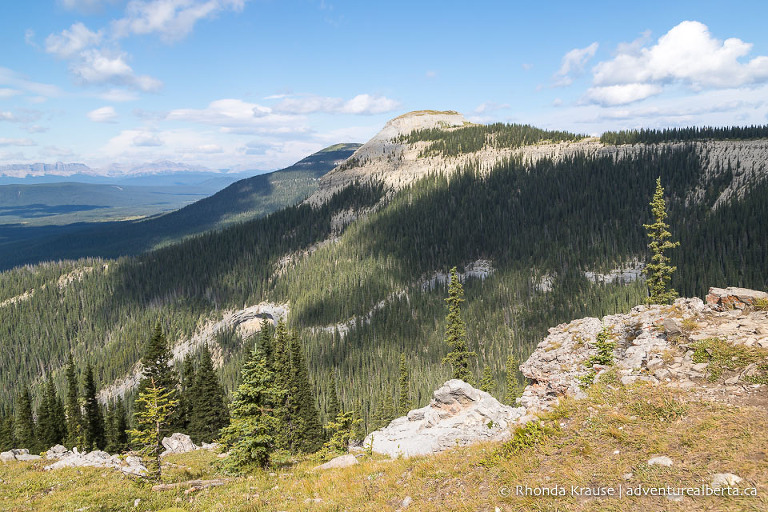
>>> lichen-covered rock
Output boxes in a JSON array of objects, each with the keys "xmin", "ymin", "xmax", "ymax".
[
  {"xmin": 706, "ymin": 287, "xmax": 768, "ymax": 311},
  {"xmin": 363, "ymin": 379, "xmax": 525, "ymax": 458}
]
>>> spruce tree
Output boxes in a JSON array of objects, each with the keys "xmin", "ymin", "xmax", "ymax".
[
  {"xmin": 14, "ymin": 386, "xmax": 36, "ymax": 452},
  {"xmin": 326, "ymin": 371, "xmax": 340, "ymax": 422},
  {"xmin": 286, "ymin": 331, "xmax": 323, "ymax": 453},
  {"xmin": 136, "ymin": 322, "xmax": 180, "ymax": 434},
  {"xmin": 82, "ymin": 363, "xmax": 105, "ymax": 450},
  {"xmin": 398, "ymin": 353, "xmax": 411, "ymax": 415},
  {"xmin": 479, "ymin": 366, "xmax": 494, "ymax": 394},
  {"xmin": 643, "ymin": 177, "xmax": 680, "ymax": 305},
  {"xmin": 105, "ymin": 398, "xmax": 129, "ymax": 453},
  {"xmin": 64, "ymin": 354, "xmax": 82, "ymax": 449},
  {"xmin": 220, "ymin": 345, "xmax": 283, "ymax": 471},
  {"xmin": 0, "ymin": 413, "xmax": 15, "ymax": 451},
  {"xmin": 128, "ymin": 378, "xmax": 178, "ymax": 481},
  {"xmin": 37, "ymin": 374, "xmax": 65, "ymax": 449},
  {"xmin": 177, "ymin": 354, "xmax": 196, "ymax": 433},
  {"xmin": 505, "ymin": 355, "xmax": 522, "ymax": 405},
  {"xmin": 189, "ymin": 344, "xmax": 229, "ymax": 444},
  {"xmin": 442, "ymin": 267, "xmax": 476, "ymax": 383}
]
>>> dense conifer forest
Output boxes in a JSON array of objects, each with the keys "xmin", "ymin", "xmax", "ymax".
[
  {"xmin": 1, "ymin": 137, "xmax": 767, "ymax": 444},
  {"xmin": 600, "ymin": 125, "xmax": 768, "ymax": 145}
]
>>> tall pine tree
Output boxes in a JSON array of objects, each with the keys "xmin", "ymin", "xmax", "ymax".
[
  {"xmin": 643, "ymin": 177, "xmax": 680, "ymax": 305},
  {"xmin": 286, "ymin": 331, "xmax": 323, "ymax": 453},
  {"xmin": 479, "ymin": 366, "xmax": 494, "ymax": 394},
  {"xmin": 64, "ymin": 354, "xmax": 82, "ymax": 449},
  {"xmin": 398, "ymin": 353, "xmax": 412, "ymax": 415},
  {"xmin": 105, "ymin": 398, "xmax": 129, "ymax": 453},
  {"xmin": 442, "ymin": 267, "xmax": 476, "ymax": 383},
  {"xmin": 188, "ymin": 344, "xmax": 229, "ymax": 444},
  {"xmin": 136, "ymin": 322, "xmax": 180, "ymax": 435},
  {"xmin": 14, "ymin": 386, "xmax": 36, "ymax": 452},
  {"xmin": 82, "ymin": 363, "xmax": 105, "ymax": 450},
  {"xmin": 36, "ymin": 374, "xmax": 66, "ymax": 449}
]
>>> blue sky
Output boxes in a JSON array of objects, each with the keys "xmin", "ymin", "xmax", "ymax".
[{"xmin": 2, "ymin": 0, "xmax": 768, "ymax": 172}]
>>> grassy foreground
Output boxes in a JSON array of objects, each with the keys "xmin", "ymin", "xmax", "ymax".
[{"xmin": 1, "ymin": 380, "xmax": 766, "ymax": 512}]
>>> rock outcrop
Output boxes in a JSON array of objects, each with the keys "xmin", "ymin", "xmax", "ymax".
[
  {"xmin": 43, "ymin": 446, "xmax": 146, "ymax": 476},
  {"xmin": 520, "ymin": 287, "xmax": 768, "ymax": 412},
  {"xmin": 161, "ymin": 433, "xmax": 198, "ymax": 456},
  {"xmin": 706, "ymin": 286, "xmax": 768, "ymax": 311},
  {"xmin": 364, "ymin": 379, "xmax": 525, "ymax": 458},
  {"xmin": 1, "ymin": 448, "xmax": 41, "ymax": 462}
]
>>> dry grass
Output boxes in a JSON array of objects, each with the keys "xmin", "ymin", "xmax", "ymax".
[{"xmin": 1, "ymin": 382, "xmax": 766, "ymax": 511}]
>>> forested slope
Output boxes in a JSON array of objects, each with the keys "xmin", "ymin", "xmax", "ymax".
[{"xmin": 1, "ymin": 117, "xmax": 767, "ymax": 434}]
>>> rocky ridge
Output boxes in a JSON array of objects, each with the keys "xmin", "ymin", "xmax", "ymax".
[
  {"xmin": 367, "ymin": 286, "xmax": 768, "ymax": 458},
  {"xmin": 307, "ymin": 111, "xmax": 768, "ymax": 208}
]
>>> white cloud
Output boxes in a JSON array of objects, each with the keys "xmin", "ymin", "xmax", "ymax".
[
  {"xmin": 583, "ymin": 84, "xmax": 664, "ymax": 106},
  {"xmin": 587, "ymin": 21, "xmax": 768, "ymax": 106},
  {"xmin": 272, "ymin": 93, "xmax": 400, "ymax": 115},
  {"xmin": 132, "ymin": 132, "xmax": 163, "ymax": 146},
  {"xmin": 24, "ymin": 29, "xmax": 37, "ymax": 48},
  {"xmin": 474, "ymin": 102, "xmax": 510, "ymax": 114},
  {"xmin": 59, "ymin": 0, "xmax": 119, "ymax": 12},
  {"xmin": 45, "ymin": 22, "xmax": 103, "ymax": 59},
  {"xmin": 71, "ymin": 49, "xmax": 163, "ymax": 91},
  {"xmin": 88, "ymin": 105, "xmax": 119, "ymax": 122},
  {"xmin": 99, "ymin": 88, "xmax": 140, "ymax": 102},
  {"xmin": 0, "ymin": 88, "xmax": 21, "ymax": 98},
  {"xmin": 167, "ymin": 98, "xmax": 308, "ymax": 133},
  {"xmin": 41, "ymin": 145, "xmax": 75, "ymax": 158},
  {"xmin": 0, "ymin": 67, "xmax": 62, "ymax": 99},
  {"xmin": 0, "ymin": 138, "xmax": 36, "ymax": 147},
  {"xmin": 113, "ymin": 0, "xmax": 247, "ymax": 42},
  {"xmin": 553, "ymin": 42, "xmax": 598, "ymax": 86}
]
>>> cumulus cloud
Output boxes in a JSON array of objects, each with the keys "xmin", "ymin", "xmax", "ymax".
[
  {"xmin": 167, "ymin": 98, "xmax": 308, "ymax": 134},
  {"xmin": 71, "ymin": 49, "xmax": 163, "ymax": 91},
  {"xmin": 272, "ymin": 93, "xmax": 400, "ymax": 115},
  {"xmin": 553, "ymin": 42, "xmax": 598, "ymax": 87},
  {"xmin": 0, "ymin": 88, "xmax": 21, "ymax": 98},
  {"xmin": 0, "ymin": 138, "xmax": 36, "ymax": 147},
  {"xmin": 474, "ymin": 102, "xmax": 511, "ymax": 114},
  {"xmin": 45, "ymin": 22, "xmax": 103, "ymax": 59},
  {"xmin": 113, "ymin": 0, "xmax": 247, "ymax": 42},
  {"xmin": 88, "ymin": 105, "xmax": 119, "ymax": 122},
  {"xmin": 584, "ymin": 21, "xmax": 768, "ymax": 105}
]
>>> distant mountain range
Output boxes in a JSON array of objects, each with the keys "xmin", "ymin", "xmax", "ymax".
[{"xmin": 0, "ymin": 143, "xmax": 361, "ymax": 269}]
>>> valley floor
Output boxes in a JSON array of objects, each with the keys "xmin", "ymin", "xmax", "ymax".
[{"xmin": 2, "ymin": 380, "xmax": 766, "ymax": 512}]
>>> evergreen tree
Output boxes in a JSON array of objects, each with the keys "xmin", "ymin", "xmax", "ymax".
[
  {"xmin": 398, "ymin": 353, "xmax": 411, "ymax": 414},
  {"xmin": 14, "ymin": 386, "xmax": 36, "ymax": 452},
  {"xmin": 370, "ymin": 392, "xmax": 396, "ymax": 431},
  {"xmin": 64, "ymin": 354, "xmax": 82, "ymax": 449},
  {"xmin": 321, "ymin": 411, "xmax": 361, "ymax": 455},
  {"xmin": 105, "ymin": 398, "xmax": 129, "ymax": 453},
  {"xmin": 326, "ymin": 371, "xmax": 340, "ymax": 422},
  {"xmin": 188, "ymin": 344, "xmax": 229, "ymax": 443},
  {"xmin": 0, "ymin": 413, "xmax": 15, "ymax": 451},
  {"xmin": 643, "ymin": 177, "xmax": 680, "ymax": 305},
  {"xmin": 36, "ymin": 374, "xmax": 65, "ymax": 449},
  {"xmin": 505, "ymin": 355, "xmax": 522, "ymax": 405},
  {"xmin": 442, "ymin": 267, "xmax": 476, "ymax": 383},
  {"xmin": 479, "ymin": 366, "xmax": 494, "ymax": 394},
  {"xmin": 128, "ymin": 378, "xmax": 178, "ymax": 481},
  {"xmin": 136, "ymin": 322, "xmax": 180, "ymax": 433},
  {"xmin": 220, "ymin": 345, "xmax": 283, "ymax": 471},
  {"xmin": 82, "ymin": 363, "xmax": 105, "ymax": 450},
  {"xmin": 177, "ymin": 354, "xmax": 196, "ymax": 433},
  {"xmin": 258, "ymin": 320, "xmax": 274, "ymax": 367},
  {"xmin": 285, "ymin": 331, "xmax": 323, "ymax": 453}
]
